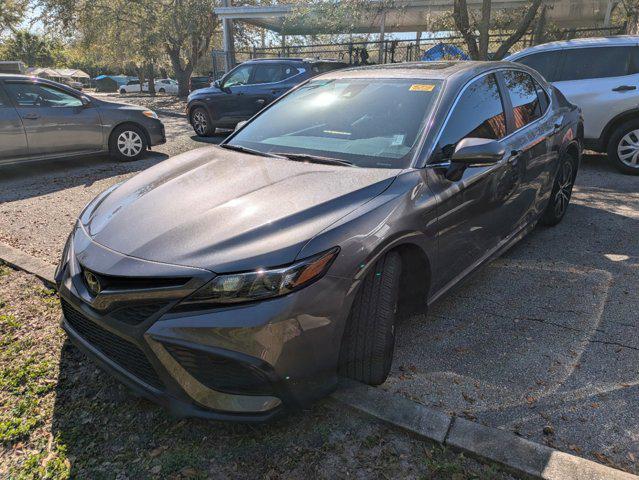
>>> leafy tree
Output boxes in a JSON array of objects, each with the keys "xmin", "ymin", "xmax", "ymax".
[
  {"xmin": 0, "ymin": 0, "xmax": 28, "ymax": 35},
  {"xmin": 1, "ymin": 30, "xmax": 66, "ymax": 66}
]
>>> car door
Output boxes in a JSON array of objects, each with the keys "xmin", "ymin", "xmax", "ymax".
[
  {"xmin": 499, "ymin": 69, "xmax": 560, "ymax": 230},
  {"xmin": 522, "ymin": 45, "xmax": 639, "ymax": 140},
  {"xmin": 0, "ymin": 82, "xmax": 28, "ymax": 162},
  {"xmin": 4, "ymin": 80, "xmax": 104, "ymax": 156},
  {"xmin": 247, "ymin": 63, "xmax": 300, "ymax": 113},
  {"xmin": 425, "ymin": 73, "xmax": 522, "ymax": 291},
  {"xmin": 217, "ymin": 64, "xmax": 255, "ymax": 124}
]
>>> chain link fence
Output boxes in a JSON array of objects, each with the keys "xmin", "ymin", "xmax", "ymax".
[{"xmin": 232, "ymin": 26, "xmax": 623, "ymax": 67}]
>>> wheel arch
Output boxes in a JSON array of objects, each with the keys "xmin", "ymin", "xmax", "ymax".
[
  {"xmin": 600, "ymin": 109, "xmax": 639, "ymax": 150},
  {"xmin": 108, "ymin": 121, "xmax": 151, "ymax": 149}
]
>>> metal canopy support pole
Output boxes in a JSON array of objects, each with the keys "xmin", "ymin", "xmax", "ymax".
[
  {"xmin": 378, "ymin": 11, "xmax": 386, "ymax": 64},
  {"xmin": 221, "ymin": 0, "xmax": 236, "ymax": 72},
  {"xmin": 415, "ymin": 30, "xmax": 422, "ymax": 61},
  {"xmin": 281, "ymin": 34, "xmax": 286, "ymax": 57}
]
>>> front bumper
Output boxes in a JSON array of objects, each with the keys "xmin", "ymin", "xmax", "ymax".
[
  {"xmin": 147, "ymin": 119, "xmax": 166, "ymax": 146},
  {"xmin": 56, "ymin": 225, "xmax": 353, "ymax": 420}
]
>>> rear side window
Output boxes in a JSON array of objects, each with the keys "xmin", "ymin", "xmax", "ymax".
[
  {"xmin": 502, "ymin": 70, "xmax": 544, "ymax": 129},
  {"xmin": 555, "ymin": 46, "xmax": 634, "ymax": 81},
  {"xmin": 251, "ymin": 64, "xmax": 299, "ymax": 84},
  {"xmin": 436, "ymin": 73, "xmax": 507, "ymax": 159},
  {"xmin": 311, "ymin": 62, "xmax": 347, "ymax": 74},
  {"xmin": 516, "ymin": 51, "xmax": 564, "ymax": 81}
]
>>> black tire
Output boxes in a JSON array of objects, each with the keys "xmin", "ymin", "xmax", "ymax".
[
  {"xmin": 541, "ymin": 153, "xmax": 576, "ymax": 226},
  {"xmin": 119, "ymin": 89, "xmax": 126, "ymax": 94},
  {"xmin": 607, "ymin": 119, "xmax": 639, "ymax": 175},
  {"xmin": 108, "ymin": 124, "xmax": 147, "ymax": 162},
  {"xmin": 338, "ymin": 252, "xmax": 402, "ymax": 385},
  {"xmin": 159, "ymin": 88, "xmax": 166, "ymax": 94},
  {"xmin": 190, "ymin": 107, "xmax": 215, "ymax": 137}
]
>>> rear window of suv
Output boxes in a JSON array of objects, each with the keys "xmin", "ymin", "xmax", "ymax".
[{"xmin": 518, "ymin": 46, "xmax": 639, "ymax": 82}]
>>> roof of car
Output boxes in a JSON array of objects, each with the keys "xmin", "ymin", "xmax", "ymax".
[
  {"xmin": 507, "ymin": 35, "xmax": 639, "ymax": 59},
  {"xmin": 317, "ymin": 60, "xmax": 520, "ymax": 81}
]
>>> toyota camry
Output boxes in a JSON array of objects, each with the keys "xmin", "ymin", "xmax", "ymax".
[{"xmin": 56, "ymin": 61, "xmax": 582, "ymax": 420}]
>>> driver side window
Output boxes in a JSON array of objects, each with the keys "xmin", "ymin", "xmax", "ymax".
[
  {"xmin": 222, "ymin": 65, "xmax": 253, "ymax": 88},
  {"xmin": 435, "ymin": 74, "xmax": 506, "ymax": 160},
  {"xmin": 6, "ymin": 82, "xmax": 83, "ymax": 108}
]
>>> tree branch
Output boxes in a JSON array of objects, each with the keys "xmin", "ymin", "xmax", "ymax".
[
  {"xmin": 453, "ymin": 0, "xmax": 479, "ymax": 59},
  {"xmin": 494, "ymin": 0, "xmax": 542, "ymax": 60}
]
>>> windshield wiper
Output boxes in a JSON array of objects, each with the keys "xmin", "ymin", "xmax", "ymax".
[
  {"xmin": 219, "ymin": 144, "xmax": 283, "ymax": 158},
  {"xmin": 272, "ymin": 152, "xmax": 356, "ymax": 167}
]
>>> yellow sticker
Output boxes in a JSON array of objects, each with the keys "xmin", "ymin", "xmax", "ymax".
[{"xmin": 409, "ymin": 84, "xmax": 435, "ymax": 92}]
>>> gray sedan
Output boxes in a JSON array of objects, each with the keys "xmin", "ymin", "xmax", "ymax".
[
  {"xmin": 0, "ymin": 74, "xmax": 165, "ymax": 165},
  {"xmin": 56, "ymin": 61, "xmax": 582, "ymax": 420}
]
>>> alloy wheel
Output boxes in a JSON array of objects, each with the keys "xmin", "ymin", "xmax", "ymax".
[
  {"xmin": 192, "ymin": 110, "xmax": 208, "ymax": 135},
  {"xmin": 617, "ymin": 129, "xmax": 639, "ymax": 168},
  {"xmin": 554, "ymin": 160, "xmax": 574, "ymax": 218},
  {"xmin": 117, "ymin": 130, "xmax": 143, "ymax": 157}
]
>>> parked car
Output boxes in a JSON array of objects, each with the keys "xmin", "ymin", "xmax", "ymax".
[
  {"xmin": 56, "ymin": 61, "xmax": 582, "ymax": 420},
  {"xmin": 186, "ymin": 58, "xmax": 348, "ymax": 136},
  {"xmin": 119, "ymin": 79, "xmax": 142, "ymax": 94},
  {"xmin": 63, "ymin": 79, "xmax": 84, "ymax": 91},
  {"xmin": 507, "ymin": 36, "xmax": 639, "ymax": 175},
  {"xmin": 189, "ymin": 75, "xmax": 213, "ymax": 92},
  {"xmin": 0, "ymin": 74, "xmax": 165, "ymax": 164},
  {"xmin": 151, "ymin": 78, "xmax": 179, "ymax": 94}
]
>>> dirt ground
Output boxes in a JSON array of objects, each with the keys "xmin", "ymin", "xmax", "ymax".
[{"xmin": 0, "ymin": 267, "xmax": 516, "ymax": 479}]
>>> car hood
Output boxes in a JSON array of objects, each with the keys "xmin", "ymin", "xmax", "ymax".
[
  {"xmin": 92, "ymin": 97, "xmax": 147, "ymax": 112},
  {"xmin": 82, "ymin": 147, "xmax": 400, "ymax": 272}
]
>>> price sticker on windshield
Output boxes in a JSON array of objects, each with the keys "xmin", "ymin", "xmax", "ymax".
[{"xmin": 409, "ymin": 84, "xmax": 435, "ymax": 92}]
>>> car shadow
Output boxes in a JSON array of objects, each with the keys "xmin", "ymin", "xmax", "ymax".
[
  {"xmin": 0, "ymin": 151, "xmax": 170, "ymax": 203},
  {"xmin": 190, "ymin": 131, "xmax": 231, "ymax": 144},
  {"xmin": 388, "ymin": 201, "xmax": 639, "ymax": 470}
]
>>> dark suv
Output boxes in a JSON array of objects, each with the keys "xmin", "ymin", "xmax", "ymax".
[{"xmin": 186, "ymin": 58, "xmax": 348, "ymax": 136}]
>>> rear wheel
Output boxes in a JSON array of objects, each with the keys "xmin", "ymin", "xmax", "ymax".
[
  {"xmin": 608, "ymin": 119, "xmax": 639, "ymax": 175},
  {"xmin": 119, "ymin": 88, "xmax": 126, "ymax": 94},
  {"xmin": 541, "ymin": 153, "xmax": 576, "ymax": 226},
  {"xmin": 159, "ymin": 88, "xmax": 166, "ymax": 94},
  {"xmin": 338, "ymin": 252, "xmax": 402, "ymax": 385},
  {"xmin": 191, "ymin": 107, "xmax": 214, "ymax": 137},
  {"xmin": 109, "ymin": 124, "xmax": 147, "ymax": 162}
]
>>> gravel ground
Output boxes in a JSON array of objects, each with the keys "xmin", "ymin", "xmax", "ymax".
[
  {"xmin": 0, "ymin": 107, "xmax": 637, "ymax": 475},
  {"xmin": 0, "ymin": 267, "xmax": 515, "ymax": 479}
]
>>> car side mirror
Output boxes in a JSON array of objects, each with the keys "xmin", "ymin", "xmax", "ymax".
[
  {"xmin": 80, "ymin": 96, "xmax": 91, "ymax": 107},
  {"xmin": 213, "ymin": 79, "xmax": 221, "ymax": 89},
  {"xmin": 235, "ymin": 120, "xmax": 248, "ymax": 131},
  {"xmin": 445, "ymin": 138, "xmax": 505, "ymax": 181},
  {"xmin": 451, "ymin": 138, "xmax": 505, "ymax": 165}
]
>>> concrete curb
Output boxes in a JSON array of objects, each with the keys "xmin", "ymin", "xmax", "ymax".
[
  {"xmin": 0, "ymin": 242, "xmax": 55, "ymax": 287},
  {"xmin": 1, "ymin": 244, "xmax": 636, "ymax": 479},
  {"xmin": 331, "ymin": 380, "xmax": 638, "ymax": 480}
]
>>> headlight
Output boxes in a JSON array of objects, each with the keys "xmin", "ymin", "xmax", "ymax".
[
  {"xmin": 186, "ymin": 247, "xmax": 339, "ymax": 305},
  {"xmin": 142, "ymin": 110, "xmax": 158, "ymax": 119}
]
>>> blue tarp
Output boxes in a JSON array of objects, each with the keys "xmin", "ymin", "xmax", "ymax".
[{"xmin": 421, "ymin": 43, "xmax": 469, "ymax": 61}]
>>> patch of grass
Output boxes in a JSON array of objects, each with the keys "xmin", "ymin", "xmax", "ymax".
[
  {"xmin": 10, "ymin": 443, "xmax": 71, "ymax": 480},
  {"xmin": 0, "ymin": 313, "xmax": 21, "ymax": 329},
  {"xmin": 0, "ymin": 265, "xmax": 11, "ymax": 277}
]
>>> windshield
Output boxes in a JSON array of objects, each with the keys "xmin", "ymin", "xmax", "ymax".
[{"xmin": 227, "ymin": 78, "xmax": 443, "ymax": 168}]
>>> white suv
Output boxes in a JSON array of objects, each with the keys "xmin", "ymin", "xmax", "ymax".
[{"xmin": 507, "ymin": 36, "xmax": 639, "ymax": 175}]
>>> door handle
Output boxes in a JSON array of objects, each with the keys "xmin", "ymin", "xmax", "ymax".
[
  {"xmin": 507, "ymin": 149, "xmax": 522, "ymax": 165},
  {"xmin": 256, "ymin": 98, "xmax": 266, "ymax": 105},
  {"xmin": 612, "ymin": 85, "xmax": 636, "ymax": 92},
  {"xmin": 22, "ymin": 113, "xmax": 40, "ymax": 120}
]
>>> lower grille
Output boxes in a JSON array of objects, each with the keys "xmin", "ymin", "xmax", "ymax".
[
  {"xmin": 109, "ymin": 303, "xmax": 167, "ymax": 325},
  {"xmin": 163, "ymin": 343, "xmax": 274, "ymax": 396},
  {"xmin": 61, "ymin": 299, "xmax": 164, "ymax": 390}
]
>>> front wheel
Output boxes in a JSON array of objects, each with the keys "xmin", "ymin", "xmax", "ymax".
[
  {"xmin": 541, "ymin": 154, "xmax": 576, "ymax": 226},
  {"xmin": 159, "ymin": 88, "xmax": 166, "ymax": 94},
  {"xmin": 190, "ymin": 107, "xmax": 214, "ymax": 137},
  {"xmin": 109, "ymin": 125, "xmax": 147, "ymax": 162},
  {"xmin": 119, "ymin": 89, "xmax": 126, "ymax": 94},
  {"xmin": 338, "ymin": 252, "xmax": 402, "ymax": 385},
  {"xmin": 607, "ymin": 120, "xmax": 639, "ymax": 175}
]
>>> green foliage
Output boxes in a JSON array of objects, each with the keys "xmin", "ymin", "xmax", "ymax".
[
  {"xmin": 0, "ymin": 0, "xmax": 28, "ymax": 35},
  {"xmin": 0, "ymin": 30, "xmax": 67, "ymax": 67}
]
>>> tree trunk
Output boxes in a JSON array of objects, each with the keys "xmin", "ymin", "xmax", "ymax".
[
  {"xmin": 626, "ymin": 2, "xmax": 639, "ymax": 34},
  {"xmin": 478, "ymin": 0, "xmax": 491, "ymax": 59},
  {"xmin": 493, "ymin": 0, "xmax": 542, "ymax": 60},
  {"xmin": 167, "ymin": 47, "xmax": 192, "ymax": 97},
  {"xmin": 136, "ymin": 65, "xmax": 146, "ymax": 93},
  {"xmin": 453, "ymin": 0, "xmax": 480, "ymax": 59},
  {"xmin": 533, "ymin": 5, "xmax": 547, "ymax": 45},
  {"xmin": 147, "ymin": 63, "xmax": 156, "ymax": 96}
]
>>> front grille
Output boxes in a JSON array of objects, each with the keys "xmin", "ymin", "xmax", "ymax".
[
  {"xmin": 79, "ymin": 267, "xmax": 190, "ymax": 291},
  {"xmin": 109, "ymin": 303, "xmax": 168, "ymax": 325},
  {"xmin": 163, "ymin": 343, "xmax": 274, "ymax": 396},
  {"xmin": 61, "ymin": 299, "xmax": 164, "ymax": 390}
]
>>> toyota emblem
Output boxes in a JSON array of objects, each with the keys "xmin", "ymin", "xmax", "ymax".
[{"xmin": 83, "ymin": 270, "xmax": 101, "ymax": 296}]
